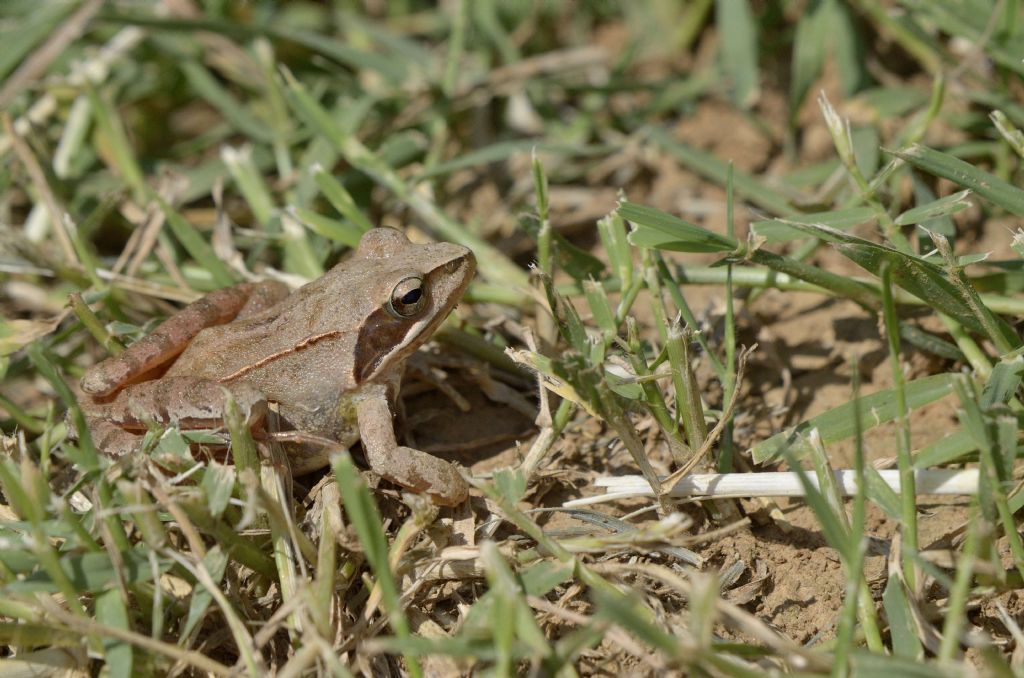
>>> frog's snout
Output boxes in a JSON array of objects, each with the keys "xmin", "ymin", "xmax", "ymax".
[
  {"xmin": 445, "ymin": 250, "xmax": 476, "ymax": 278},
  {"xmin": 460, "ymin": 249, "xmax": 477, "ymax": 279}
]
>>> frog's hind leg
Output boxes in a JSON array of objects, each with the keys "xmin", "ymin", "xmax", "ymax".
[
  {"xmin": 81, "ymin": 281, "xmax": 290, "ymax": 398},
  {"xmin": 84, "ymin": 418, "xmax": 147, "ymax": 458},
  {"xmin": 98, "ymin": 377, "xmax": 268, "ymax": 431},
  {"xmin": 79, "ymin": 377, "xmax": 268, "ymax": 457}
]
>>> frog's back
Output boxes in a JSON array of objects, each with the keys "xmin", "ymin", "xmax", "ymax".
[{"xmin": 165, "ymin": 300, "xmax": 358, "ymax": 386}]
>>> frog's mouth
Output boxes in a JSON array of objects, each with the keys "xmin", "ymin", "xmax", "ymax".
[{"xmin": 353, "ymin": 251, "xmax": 475, "ymax": 384}]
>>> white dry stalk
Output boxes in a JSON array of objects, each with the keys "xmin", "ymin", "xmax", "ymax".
[{"xmin": 564, "ymin": 468, "xmax": 980, "ymax": 508}]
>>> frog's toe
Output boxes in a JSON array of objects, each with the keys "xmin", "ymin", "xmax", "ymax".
[
  {"xmin": 427, "ymin": 480, "xmax": 469, "ymax": 507},
  {"xmin": 85, "ymin": 419, "xmax": 145, "ymax": 458},
  {"xmin": 376, "ymin": 446, "xmax": 468, "ymax": 506}
]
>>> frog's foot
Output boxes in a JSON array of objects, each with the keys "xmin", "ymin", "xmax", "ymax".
[
  {"xmin": 83, "ymin": 418, "xmax": 147, "ymax": 458},
  {"xmin": 356, "ymin": 392, "xmax": 469, "ymax": 506},
  {"xmin": 81, "ymin": 281, "xmax": 289, "ymax": 398},
  {"xmin": 384, "ymin": 446, "xmax": 469, "ymax": 506}
]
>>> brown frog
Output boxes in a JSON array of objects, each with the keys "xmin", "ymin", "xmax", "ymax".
[{"xmin": 78, "ymin": 227, "xmax": 476, "ymax": 505}]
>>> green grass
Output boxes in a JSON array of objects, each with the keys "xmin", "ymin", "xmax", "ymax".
[{"xmin": 2, "ymin": 0, "xmax": 1024, "ymax": 675}]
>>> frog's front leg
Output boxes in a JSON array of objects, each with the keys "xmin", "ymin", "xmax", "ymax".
[
  {"xmin": 355, "ymin": 387, "xmax": 468, "ymax": 506},
  {"xmin": 83, "ymin": 377, "xmax": 267, "ymax": 456},
  {"xmin": 82, "ymin": 281, "xmax": 289, "ymax": 398}
]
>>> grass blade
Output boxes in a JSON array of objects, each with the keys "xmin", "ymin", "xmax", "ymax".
[
  {"xmin": 157, "ymin": 198, "xmax": 237, "ymax": 289},
  {"xmin": 752, "ymin": 373, "xmax": 956, "ymax": 463},
  {"xmin": 331, "ymin": 453, "xmax": 421, "ymax": 678},
  {"xmin": 180, "ymin": 61, "xmax": 274, "ymax": 143},
  {"xmin": 715, "ymin": 0, "xmax": 759, "ymax": 108},
  {"xmin": 751, "ymin": 207, "xmax": 876, "ymax": 243},
  {"xmin": 283, "ymin": 69, "xmax": 526, "ymax": 286},
  {"xmin": 882, "ymin": 576, "xmax": 924, "ymax": 659},
  {"xmin": 788, "ymin": 0, "xmax": 828, "ymax": 121},
  {"xmin": 310, "ymin": 166, "xmax": 374, "ymax": 235},
  {"xmin": 894, "ymin": 144, "xmax": 1024, "ymax": 217},
  {"xmin": 620, "ymin": 201, "xmax": 736, "ymax": 253},
  {"xmin": 94, "ymin": 589, "xmax": 132, "ymax": 678},
  {"xmin": 894, "ymin": 189, "xmax": 972, "ymax": 226},
  {"xmin": 647, "ymin": 126, "xmax": 798, "ymax": 216}
]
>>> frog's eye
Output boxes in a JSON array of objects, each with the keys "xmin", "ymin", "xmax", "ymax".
[{"xmin": 387, "ymin": 276, "xmax": 426, "ymax": 317}]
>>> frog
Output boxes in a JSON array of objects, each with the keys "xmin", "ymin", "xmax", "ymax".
[{"xmin": 77, "ymin": 227, "xmax": 476, "ymax": 506}]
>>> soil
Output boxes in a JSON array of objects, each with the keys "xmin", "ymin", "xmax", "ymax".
[{"xmin": 398, "ymin": 69, "xmax": 1007, "ymax": 657}]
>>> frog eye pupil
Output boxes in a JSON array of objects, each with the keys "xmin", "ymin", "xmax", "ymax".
[{"xmin": 401, "ymin": 289, "xmax": 421, "ymax": 305}]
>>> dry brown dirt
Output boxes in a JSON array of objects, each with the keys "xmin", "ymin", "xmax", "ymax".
[{"xmin": 400, "ymin": 78, "xmax": 1005, "ymax": 653}]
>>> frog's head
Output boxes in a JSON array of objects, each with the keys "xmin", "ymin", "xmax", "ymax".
[{"xmin": 350, "ymin": 228, "xmax": 476, "ymax": 383}]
